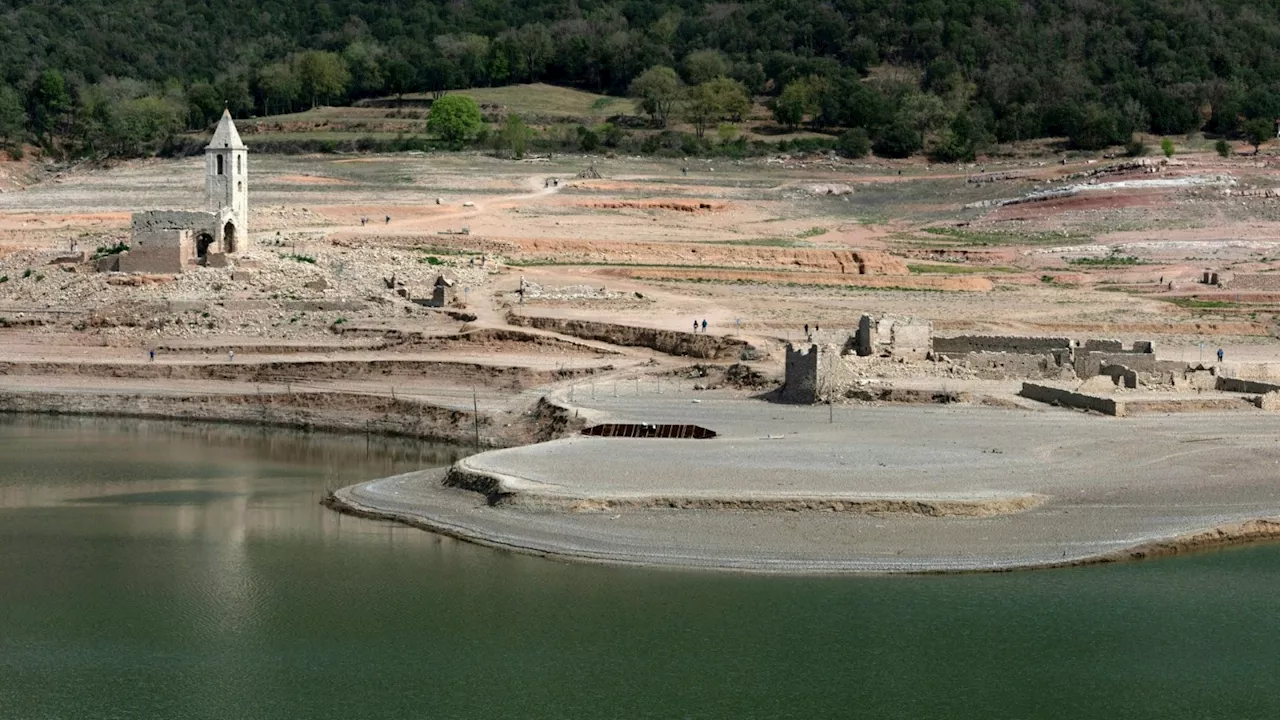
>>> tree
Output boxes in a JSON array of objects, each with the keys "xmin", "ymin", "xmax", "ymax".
[
  {"xmin": 629, "ymin": 66, "xmax": 683, "ymax": 128},
  {"xmin": 1244, "ymin": 118, "xmax": 1273, "ymax": 155},
  {"xmin": 773, "ymin": 78, "xmax": 818, "ymax": 129},
  {"xmin": 186, "ymin": 82, "xmax": 222, "ymax": 129},
  {"xmin": 384, "ymin": 59, "xmax": 416, "ymax": 104},
  {"xmin": 257, "ymin": 61, "xmax": 300, "ymax": 115},
  {"xmin": 0, "ymin": 85, "xmax": 26, "ymax": 147},
  {"xmin": 26, "ymin": 70, "xmax": 70, "ymax": 145},
  {"xmin": 683, "ymin": 78, "xmax": 751, "ymax": 137},
  {"xmin": 295, "ymin": 51, "xmax": 350, "ymax": 108},
  {"xmin": 108, "ymin": 95, "xmax": 183, "ymax": 156},
  {"xmin": 682, "ymin": 50, "xmax": 730, "ymax": 85},
  {"xmin": 428, "ymin": 94, "xmax": 482, "ymax": 145},
  {"xmin": 493, "ymin": 113, "xmax": 528, "ymax": 158},
  {"xmin": 1161, "ymin": 137, "xmax": 1175, "ymax": 158},
  {"xmin": 836, "ymin": 128, "xmax": 870, "ymax": 158},
  {"xmin": 872, "ymin": 120, "xmax": 922, "ymax": 158}
]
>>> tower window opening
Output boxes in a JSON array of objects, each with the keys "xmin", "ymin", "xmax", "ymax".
[
  {"xmin": 216, "ymin": 155, "xmax": 224, "ymax": 175},
  {"xmin": 237, "ymin": 155, "xmax": 242, "ymax": 174}
]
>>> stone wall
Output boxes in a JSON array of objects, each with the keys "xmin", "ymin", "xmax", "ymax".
[
  {"xmin": 780, "ymin": 343, "xmax": 856, "ymax": 403},
  {"xmin": 1221, "ymin": 273, "xmax": 1280, "ymax": 291},
  {"xmin": 1019, "ymin": 383, "xmax": 1125, "ymax": 416},
  {"xmin": 932, "ymin": 335, "xmax": 1073, "ymax": 356},
  {"xmin": 964, "ymin": 352, "xmax": 1072, "ymax": 380},
  {"xmin": 507, "ymin": 314, "xmax": 749, "ymax": 360},
  {"xmin": 781, "ymin": 344, "xmax": 820, "ymax": 403},
  {"xmin": 1074, "ymin": 351, "xmax": 1158, "ymax": 378},
  {"xmin": 1216, "ymin": 377, "xmax": 1280, "ymax": 394},
  {"xmin": 855, "ymin": 314, "xmax": 932, "ymax": 359}
]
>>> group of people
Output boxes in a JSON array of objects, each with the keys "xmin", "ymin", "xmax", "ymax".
[
  {"xmin": 804, "ymin": 323, "xmax": 821, "ymax": 337},
  {"xmin": 358, "ymin": 216, "xmax": 392, "ymax": 226},
  {"xmin": 693, "ymin": 319, "xmax": 708, "ymax": 333}
]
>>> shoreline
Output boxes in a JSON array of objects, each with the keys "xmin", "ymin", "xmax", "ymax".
[
  {"xmin": 10, "ymin": 391, "xmax": 1280, "ymax": 575},
  {"xmin": 322, "ymin": 475, "xmax": 1280, "ymax": 574}
]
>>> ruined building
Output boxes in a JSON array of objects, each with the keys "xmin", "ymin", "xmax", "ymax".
[
  {"xmin": 780, "ymin": 315, "xmax": 1158, "ymax": 403},
  {"xmin": 110, "ymin": 111, "xmax": 249, "ymax": 273}
]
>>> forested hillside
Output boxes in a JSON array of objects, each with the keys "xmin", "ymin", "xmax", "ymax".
[{"xmin": 4, "ymin": 0, "xmax": 1280, "ymax": 159}]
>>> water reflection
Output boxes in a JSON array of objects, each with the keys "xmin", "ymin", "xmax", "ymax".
[{"xmin": 4, "ymin": 416, "xmax": 1280, "ymax": 720}]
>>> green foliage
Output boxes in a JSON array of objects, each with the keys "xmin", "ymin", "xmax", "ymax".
[
  {"xmin": 1126, "ymin": 138, "xmax": 1149, "ymax": 157},
  {"xmin": 0, "ymin": 85, "xmax": 25, "ymax": 146},
  {"xmin": 420, "ymin": 256, "xmax": 443, "ymax": 265},
  {"xmin": 1067, "ymin": 254, "xmax": 1142, "ymax": 266},
  {"xmin": 1244, "ymin": 118, "xmax": 1273, "ymax": 153},
  {"xmin": 683, "ymin": 77, "xmax": 750, "ymax": 137},
  {"xmin": 797, "ymin": 227, "xmax": 828, "ymax": 238},
  {"xmin": 1216, "ymin": 139, "xmax": 1232, "ymax": 157},
  {"xmin": 0, "ymin": 275, "xmax": 7, "ymax": 283},
  {"xmin": 16, "ymin": 0, "xmax": 1280, "ymax": 163},
  {"xmin": 92, "ymin": 242, "xmax": 129, "ymax": 259},
  {"xmin": 682, "ymin": 50, "xmax": 731, "ymax": 85},
  {"xmin": 873, "ymin": 120, "xmax": 922, "ymax": 158},
  {"xmin": 629, "ymin": 66, "xmax": 683, "ymax": 128},
  {"xmin": 21, "ymin": 268, "xmax": 31, "ymax": 278},
  {"xmin": 1160, "ymin": 137, "xmax": 1175, "ymax": 158},
  {"xmin": 295, "ymin": 51, "xmax": 350, "ymax": 108},
  {"xmin": 427, "ymin": 95, "xmax": 482, "ymax": 145},
  {"xmin": 836, "ymin": 128, "xmax": 870, "ymax": 158},
  {"xmin": 493, "ymin": 113, "xmax": 528, "ymax": 158},
  {"xmin": 773, "ymin": 78, "xmax": 818, "ymax": 129},
  {"xmin": 281, "ymin": 253, "xmax": 316, "ymax": 264},
  {"xmin": 577, "ymin": 125, "xmax": 600, "ymax": 152}
]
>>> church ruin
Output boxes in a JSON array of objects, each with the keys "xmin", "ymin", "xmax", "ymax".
[{"xmin": 111, "ymin": 111, "xmax": 249, "ymax": 273}]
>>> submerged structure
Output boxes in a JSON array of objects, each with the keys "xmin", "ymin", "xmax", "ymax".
[{"xmin": 113, "ymin": 111, "xmax": 249, "ymax": 273}]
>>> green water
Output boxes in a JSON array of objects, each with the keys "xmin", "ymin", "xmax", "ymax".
[{"xmin": 2, "ymin": 416, "xmax": 1280, "ymax": 719}]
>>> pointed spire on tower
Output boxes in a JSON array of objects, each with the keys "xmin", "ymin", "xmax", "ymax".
[{"xmin": 207, "ymin": 109, "xmax": 245, "ymax": 150}]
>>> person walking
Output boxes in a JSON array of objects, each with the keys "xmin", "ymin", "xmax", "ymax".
[
  {"xmin": 693, "ymin": 320, "xmax": 699, "ymax": 333},
  {"xmin": 701, "ymin": 319, "xmax": 707, "ymax": 333},
  {"xmin": 228, "ymin": 350, "xmax": 235, "ymax": 363},
  {"xmin": 149, "ymin": 349, "xmax": 155, "ymax": 362},
  {"xmin": 1218, "ymin": 348, "xmax": 1225, "ymax": 363},
  {"xmin": 804, "ymin": 323, "xmax": 809, "ymax": 336}
]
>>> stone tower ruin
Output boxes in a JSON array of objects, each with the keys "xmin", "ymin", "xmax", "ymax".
[{"xmin": 204, "ymin": 109, "xmax": 248, "ymax": 253}]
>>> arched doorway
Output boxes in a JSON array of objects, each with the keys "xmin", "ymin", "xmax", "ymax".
[
  {"xmin": 223, "ymin": 221, "xmax": 236, "ymax": 254},
  {"xmin": 196, "ymin": 232, "xmax": 214, "ymax": 259}
]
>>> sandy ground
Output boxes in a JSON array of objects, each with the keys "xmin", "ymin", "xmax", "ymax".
[
  {"xmin": 334, "ymin": 394, "xmax": 1280, "ymax": 573},
  {"xmin": 9, "ymin": 149, "xmax": 1280, "ymax": 572}
]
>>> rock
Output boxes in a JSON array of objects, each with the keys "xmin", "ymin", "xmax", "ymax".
[{"xmin": 304, "ymin": 278, "xmax": 329, "ymax": 291}]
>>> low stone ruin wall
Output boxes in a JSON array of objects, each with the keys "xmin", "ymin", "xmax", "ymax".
[
  {"xmin": 963, "ymin": 352, "xmax": 1073, "ymax": 380},
  {"xmin": 507, "ymin": 314, "xmax": 749, "ymax": 360},
  {"xmin": 1216, "ymin": 377, "xmax": 1280, "ymax": 394},
  {"xmin": 1019, "ymin": 383, "xmax": 1125, "ymax": 416},
  {"xmin": 933, "ymin": 335, "xmax": 1072, "ymax": 356}
]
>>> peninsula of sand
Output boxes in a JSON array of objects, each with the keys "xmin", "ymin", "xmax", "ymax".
[{"xmin": 327, "ymin": 391, "xmax": 1280, "ymax": 574}]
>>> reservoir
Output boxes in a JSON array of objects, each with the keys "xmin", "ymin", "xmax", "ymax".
[{"xmin": 2, "ymin": 416, "xmax": 1280, "ymax": 719}]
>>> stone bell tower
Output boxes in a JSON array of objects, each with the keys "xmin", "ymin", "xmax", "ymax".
[{"xmin": 205, "ymin": 110, "xmax": 248, "ymax": 253}]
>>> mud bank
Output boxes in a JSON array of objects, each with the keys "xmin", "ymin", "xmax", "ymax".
[
  {"xmin": 0, "ymin": 388, "xmax": 509, "ymax": 446},
  {"xmin": 323, "ymin": 399, "xmax": 1280, "ymax": 574},
  {"xmin": 323, "ymin": 472, "xmax": 1280, "ymax": 574}
]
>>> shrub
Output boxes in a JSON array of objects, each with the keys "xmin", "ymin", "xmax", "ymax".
[
  {"xmin": 92, "ymin": 241, "xmax": 129, "ymax": 259},
  {"xmin": 1216, "ymin": 139, "xmax": 1232, "ymax": 158},
  {"xmin": 22, "ymin": 268, "xmax": 31, "ymax": 278},
  {"xmin": 0, "ymin": 275, "xmax": 7, "ymax": 283},
  {"xmin": 872, "ymin": 121, "xmax": 922, "ymax": 158},
  {"xmin": 1125, "ymin": 138, "xmax": 1149, "ymax": 157},
  {"xmin": 1160, "ymin": 137, "xmax": 1175, "ymax": 158},
  {"xmin": 836, "ymin": 128, "xmax": 870, "ymax": 158}
]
